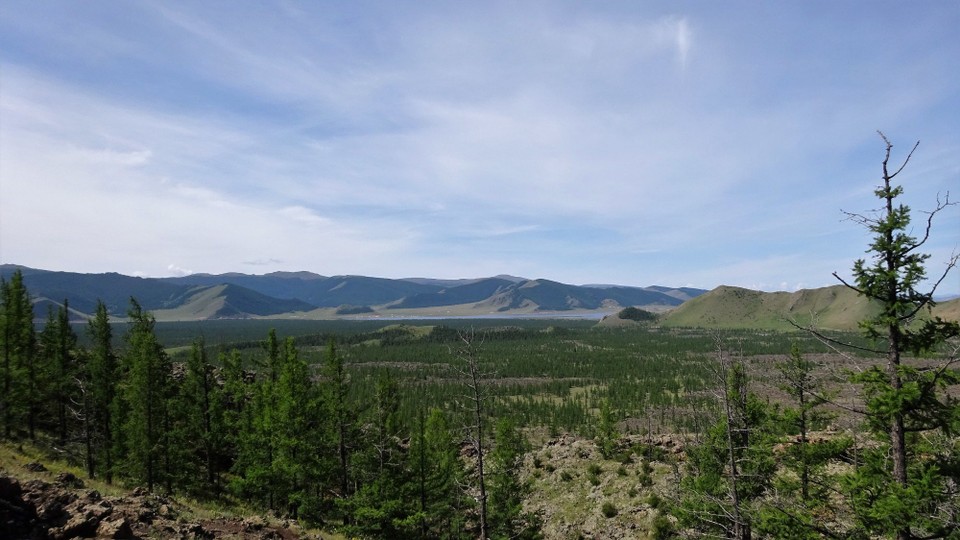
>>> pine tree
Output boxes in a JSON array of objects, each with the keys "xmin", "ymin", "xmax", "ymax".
[
  {"xmin": 833, "ymin": 133, "xmax": 959, "ymax": 539},
  {"xmin": 38, "ymin": 300, "xmax": 78, "ymax": 445},
  {"xmin": 1, "ymin": 270, "xmax": 36, "ymax": 439},
  {"xmin": 345, "ymin": 371, "xmax": 414, "ymax": 538},
  {"xmin": 273, "ymin": 336, "xmax": 321, "ymax": 518},
  {"xmin": 121, "ymin": 298, "xmax": 173, "ymax": 492},
  {"xmin": 595, "ymin": 398, "xmax": 619, "ymax": 459},
  {"xmin": 411, "ymin": 407, "xmax": 470, "ymax": 539},
  {"xmin": 488, "ymin": 417, "xmax": 539, "ymax": 540},
  {"xmin": 321, "ymin": 338, "xmax": 356, "ymax": 514},
  {"xmin": 755, "ymin": 343, "xmax": 850, "ymax": 538},
  {"xmin": 86, "ymin": 300, "xmax": 119, "ymax": 482},
  {"xmin": 675, "ymin": 337, "xmax": 776, "ymax": 540},
  {"xmin": 177, "ymin": 337, "xmax": 227, "ymax": 495}
]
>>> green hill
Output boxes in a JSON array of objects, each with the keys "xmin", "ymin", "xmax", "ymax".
[
  {"xmin": 660, "ymin": 285, "xmax": 880, "ymax": 330},
  {"xmin": 661, "ymin": 285, "xmax": 960, "ymax": 330}
]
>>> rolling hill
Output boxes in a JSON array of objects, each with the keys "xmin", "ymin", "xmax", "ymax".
[
  {"xmin": 660, "ymin": 284, "xmax": 960, "ymax": 330},
  {"xmin": 151, "ymin": 284, "xmax": 317, "ymax": 319}
]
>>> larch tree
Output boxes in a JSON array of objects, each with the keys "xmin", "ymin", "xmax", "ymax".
[
  {"xmin": 321, "ymin": 337, "xmax": 356, "ymax": 515},
  {"xmin": 86, "ymin": 300, "xmax": 118, "ymax": 482},
  {"xmin": 411, "ymin": 407, "xmax": 469, "ymax": 539},
  {"xmin": 675, "ymin": 336, "xmax": 777, "ymax": 540},
  {"xmin": 454, "ymin": 329, "xmax": 492, "ymax": 540},
  {"xmin": 488, "ymin": 417, "xmax": 539, "ymax": 540},
  {"xmin": 1, "ymin": 270, "xmax": 36, "ymax": 439},
  {"xmin": 39, "ymin": 299, "xmax": 78, "ymax": 445},
  {"xmin": 833, "ymin": 132, "xmax": 959, "ymax": 539},
  {"xmin": 121, "ymin": 298, "xmax": 173, "ymax": 492}
]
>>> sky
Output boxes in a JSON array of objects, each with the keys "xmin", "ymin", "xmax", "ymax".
[{"xmin": 1, "ymin": 1, "xmax": 958, "ymax": 294}]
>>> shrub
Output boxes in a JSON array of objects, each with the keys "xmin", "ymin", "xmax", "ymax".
[
  {"xmin": 601, "ymin": 501, "xmax": 618, "ymax": 518},
  {"xmin": 587, "ymin": 463, "xmax": 602, "ymax": 476},
  {"xmin": 560, "ymin": 470, "xmax": 573, "ymax": 482}
]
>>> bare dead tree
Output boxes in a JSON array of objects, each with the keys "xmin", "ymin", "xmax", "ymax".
[{"xmin": 452, "ymin": 328, "xmax": 493, "ymax": 540}]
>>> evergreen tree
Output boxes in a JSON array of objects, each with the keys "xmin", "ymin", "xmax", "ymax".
[
  {"xmin": 1, "ymin": 270, "xmax": 36, "ymax": 439},
  {"xmin": 232, "ymin": 358, "xmax": 277, "ymax": 507},
  {"xmin": 220, "ymin": 348, "xmax": 247, "ymax": 470},
  {"xmin": 754, "ymin": 343, "xmax": 850, "ymax": 538},
  {"xmin": 38, "ymin": 300, "xmax": 78, "ymax": 444},
  {"xmin": 833, "ymin": 133, "xmax": 959, "ymax": 539},
  {"xmin": 488, "ymin": 417, "xmax": 540, "ymax": 540},
  {"xmin": 121, "ymin": 298, "xmax": 173, "ymax": 491},
  {"xmin": 345, "ymin": 371, "xmax": 414, "ymax": 538},
  {"xmin": 595, "ymin": 398, "xmax": 619, "ymax": 459},
  {"xmin": 321, "ymin": 338, "xmax": 356, "ymax": 516},
  {"xmin": 675, "ymin": 338, "xmax": 776, "ymax": 540},
  {"xmin": 177, "ymin": 337, "xmax": 227, "ymax": 495},
  {"xmin": 86, "ymin": 300, "xmax": 118, "ymax": 482},
  {"xmin": 273, "ymin": 336, "xmax": 321, "ymax": 518},
  {"xmin": 410, "ymin": 407, "xmax": 469, "ymax": 539}
]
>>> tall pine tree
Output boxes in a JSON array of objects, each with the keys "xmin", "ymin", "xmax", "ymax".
[
  {"xmin": 121, "ymin": 298, "xmax": 173, "ymax": 492},
  {"xmin": 833, "ymin": 133, "xmax": 959, "ymax": 539},
  {"xmin": 1, "ymin": 270, "xmax": 36, "ymax": 439}
]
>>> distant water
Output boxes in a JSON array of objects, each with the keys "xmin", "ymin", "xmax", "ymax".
[{"xmin": 345, "ymin": 311, "xmax": 615, "ymax": 321}]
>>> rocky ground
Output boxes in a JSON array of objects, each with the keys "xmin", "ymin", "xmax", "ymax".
[
  {"xmin": 0, "ymin": 462, "xmax": 316, "ymax": 540},
  {"xmin": 521, "ymin": 433, "xmax": 681, "ymax": 540}
]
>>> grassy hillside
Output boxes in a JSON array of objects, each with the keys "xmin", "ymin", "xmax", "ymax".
[
  {"xmin": 660, "ymin": 285, "xmax": 881, "ymax": 330},
  {"xmin": 661, "ymin": 285, "xmax": 960, "ymax": 330}
]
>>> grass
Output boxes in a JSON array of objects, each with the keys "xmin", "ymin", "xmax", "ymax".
[{"xmin": 0, "ymin": 439, "xmax": 347, "ymax": 540}]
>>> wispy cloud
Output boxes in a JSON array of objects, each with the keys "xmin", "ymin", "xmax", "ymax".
[{"xmin": 1, "ymin": 1, "xmax": 957, "ymax": 292}]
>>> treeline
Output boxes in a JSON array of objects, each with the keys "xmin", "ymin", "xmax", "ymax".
[{"xmin": 0, "ymin": 270, "xmax": 538, "ymax": 539}]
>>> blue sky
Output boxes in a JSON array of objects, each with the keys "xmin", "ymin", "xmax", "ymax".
[{"xmin": 1, "ymin": 1, "xmax": 958, "ymax": 293}]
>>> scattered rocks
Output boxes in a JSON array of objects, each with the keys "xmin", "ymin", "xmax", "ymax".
[
  {"xmin": 25, "ymin": 461, "xmax": 47, "ymax": 472},
  {"xmin": 55, "ymin": 471, "xmax": 85, "ymax": 488},
  {"xmin": 96, "ymin": 516, "xmax": 134, "ymax": 539},
  {"xmin": 1, "ymin": 472, "xmax": 314, "ymax": 539}
]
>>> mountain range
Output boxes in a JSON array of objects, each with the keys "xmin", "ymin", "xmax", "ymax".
[{"xmin": 0, "ymin": 265, "xmax": 705, "ymax": 321}]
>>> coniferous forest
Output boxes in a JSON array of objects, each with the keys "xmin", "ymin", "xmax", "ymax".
[{"xmin": 2, "ymin": 139, "xmax": 958, "ymax": 539}]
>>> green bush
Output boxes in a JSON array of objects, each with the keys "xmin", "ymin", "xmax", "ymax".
[{"xmin": 601, "ymin": 501, "xmax": 618, "ymax": 518}]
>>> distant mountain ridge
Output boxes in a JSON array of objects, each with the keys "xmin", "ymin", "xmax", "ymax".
[{"xmin": 0, "ymin": 265, "xmax": 705, "ymax": 321}]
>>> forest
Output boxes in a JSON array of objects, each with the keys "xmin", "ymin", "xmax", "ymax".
[{"xmin": 2, "ymin": 139, "xmax": 959, "ymax": 539}]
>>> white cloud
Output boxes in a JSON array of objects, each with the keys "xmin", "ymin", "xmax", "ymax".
[{"xmin": 1, "ymin": 2, "xmax": 957, "ymax": 292}]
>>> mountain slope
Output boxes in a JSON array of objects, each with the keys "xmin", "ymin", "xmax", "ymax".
[
  {"xmin": 2, "ymin": 265, "xmax": 192, "ymax": 315},
  {"xmin": 660, "ymin": 285, "xmax": 883, "ymax": 330},
  {"xmin": 389, "ymin": 278, "xmax": 516, "ymax": 309},
  {"xmin": 474, "ymin": 279, "xmax": 688, "ymax": 312},
  {"xmin": 152, "ymin": 284, "xmax": 317, "ymax": 320}
]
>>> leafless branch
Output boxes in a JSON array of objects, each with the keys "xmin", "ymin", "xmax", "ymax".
[{"xmin": 878, "ymin": 130, "xmax": 919, "ymax": 181}]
